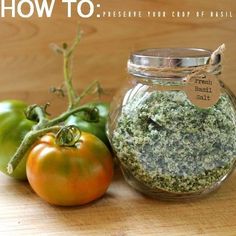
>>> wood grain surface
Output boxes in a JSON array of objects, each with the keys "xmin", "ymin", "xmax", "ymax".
[
  {"xmin": 0, "ymin": 0, "xmax": 235, "ymax": 96},
  {"xmin": 0, "ymin": 170, "xmax": 236, "ymax": 236},
  {"xmin": 0, "ymin": 0, "xmax": 236, "ymax": 235}
]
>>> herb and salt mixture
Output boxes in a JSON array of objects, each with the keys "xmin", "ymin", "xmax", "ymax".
[{"xmin": 112, "ymin": 89, "xmax": 236, "ymax": 193}]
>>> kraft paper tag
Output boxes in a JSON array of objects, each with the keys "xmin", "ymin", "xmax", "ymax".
[{"xmin": 185, "ymin": 75, "xmax": 221, "ymax": 109}]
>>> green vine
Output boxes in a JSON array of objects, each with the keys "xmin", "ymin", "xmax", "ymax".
[{"xmin": 7, "ymin": 28, "xmax": 102, "ymax": 174}]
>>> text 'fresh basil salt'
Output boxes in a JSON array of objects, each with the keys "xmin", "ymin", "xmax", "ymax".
[{"xmin": 107, "ymin": 46, "xmax": 236, "ymax": 200}]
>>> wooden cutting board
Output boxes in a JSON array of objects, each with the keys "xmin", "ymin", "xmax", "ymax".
[{"xmin": 0, "ymin": 169, "xmax": 236, "ymax": 235}]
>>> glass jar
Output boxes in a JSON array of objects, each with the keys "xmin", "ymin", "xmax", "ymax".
[{"xmin": 107, "ymin": 48, "xmax": 236, "ymax": 200}]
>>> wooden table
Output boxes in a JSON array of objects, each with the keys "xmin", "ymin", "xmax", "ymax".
[{"xmin": 0, "ymin": 169, "xmax": 236, "ymax": 235}]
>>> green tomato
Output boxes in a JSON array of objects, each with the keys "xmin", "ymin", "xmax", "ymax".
[
  {"xmin": 0, "ymin": 100, "xmax": 35, "ymax": 180},
  {"xmin": 66, "ymin": 102, "xmax": 110, "ymax": 147}
]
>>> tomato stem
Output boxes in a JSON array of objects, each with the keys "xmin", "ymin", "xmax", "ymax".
[
  {"xmin": 51, "ymin": 26, "xmax": 106, "ymax": 111},
  {"xmin": 63, "ymin": 30, "xmax": 82, "ymax": 110},
  {"xmin": 74, "ymin": 80, "xmax": 101, "ymax": 106},
  {"xmin": 7, "ymin": 28, "xmax": 106, "ymax": 175},
  {"xmin": 63, "ymin": 52, "xmax": 77, "ymax": 110},
  {"xmin": 47, "ymin": 106, "xmax": 93, "ymax": 127},
  {"xmin": 7, "ymin": 126, "xmax": 61, "ymax": 174},
  {"xmin": 55, "ymin": 125, "xmax": 82, "ymax": 147},
  {"xmin": 61, "ymin": 28, "xmax": 105, "ymax": 109},
  {"xmin": 7, "ymin": 106, "xmax": 95, "ymax": 174},
  {"xmin": 25, "ymin": 105, "xmax": 48, "ymax": 126}
]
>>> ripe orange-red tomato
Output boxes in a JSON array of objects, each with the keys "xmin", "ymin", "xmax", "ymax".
[{"xmin": 26, "ymin": 132, "xmax": 113, "ymax": 206}]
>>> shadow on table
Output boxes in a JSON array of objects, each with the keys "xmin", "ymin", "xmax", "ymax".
[{"xmin": 48, "ymin": 171, "xmax": 236, "ymax": 235}]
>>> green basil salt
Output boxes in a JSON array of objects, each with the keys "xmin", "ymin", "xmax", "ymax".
[
  {"xmin": 108, "ymin": 47, "xmax": 236, "ymax": 198},
  {"xmin": 112, "ymin": 90, "xmax": 236, "ymax": 193}
]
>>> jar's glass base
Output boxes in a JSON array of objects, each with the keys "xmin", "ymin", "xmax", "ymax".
[{"xmin": 120, "ymin": 165, "xmax": 225, "ymax": 201}]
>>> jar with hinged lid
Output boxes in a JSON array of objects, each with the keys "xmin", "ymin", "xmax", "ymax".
[{"xmin": 107, "ymin": 46, "xmax": 236, "ymax": 200}]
